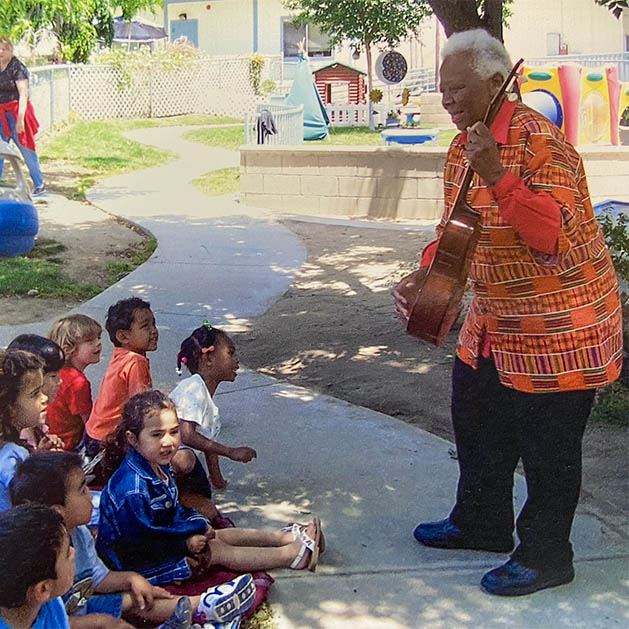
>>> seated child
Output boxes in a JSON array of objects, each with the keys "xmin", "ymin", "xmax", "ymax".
[
  {"xmin": 0, "ymin": 503, "xmax": 74, "ymax": 629},
  {"xmin": 170, "ymin": 322, "xmax": 257, "ymax": 499},
  {"xmin": 97, "ymin": 390, "xmax": 323, "ymax": 591},
  {"xmin": 7, "ymin": 334, "xmax": 65, "ymax": 450},
  {"xmin": 48, "ymin": 314, "xmax": 103, "ymax": 451},
  {"xmin": 11, "ymin": 451, "xmax": 255, "ymax": 628},
  {"xmin": 84, "ymin": 297, "xmax": 158, "ymax": 457},
  {"xmin": 0, "ymin": 349, "xmax": 49, "ymax": 511}
]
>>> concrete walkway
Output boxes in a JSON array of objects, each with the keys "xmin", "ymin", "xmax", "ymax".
[{"xmin": 3, "ymin": 126, "xmax": 627, "ymax": 628}]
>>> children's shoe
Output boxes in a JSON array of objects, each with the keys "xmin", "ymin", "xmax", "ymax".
[
  {"xmin": 158, "ymin": 596, "xmax": 193, "ymax": 629},
  {"xmin": 209, "ymin": 617, "xmax": 242, "ymax": 629},
  {"xmin": 32, "ymin": 185, "xmax": 46, "ymax": 197},
  {"xmin": 196, "ymin": 574, "xmax": 256, "ymax": 625}
]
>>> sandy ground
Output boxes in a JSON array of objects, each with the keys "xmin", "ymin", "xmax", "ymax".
[
  {"xmin": 0, "ymin": 195, "xmax": 145, "ymax": 326},
  {"xmin": 4, "ymin": 206, "xmax": 626, "ymax": 538},
  {"xmin": 236, "ymin": 219, "xmax": 629, "ymax": 538}
]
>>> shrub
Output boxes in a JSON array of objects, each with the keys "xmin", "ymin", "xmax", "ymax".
[
  {"xmin": 401, "ymin": 87, "xmax": 410, "ymax": 106},
  {"xmin": 248, "ymin": 53, "xmax": 265, "ymax": 95},
  {"xmin": 261, "ymin": 79, "xmax": 276, "ymax": 96}
]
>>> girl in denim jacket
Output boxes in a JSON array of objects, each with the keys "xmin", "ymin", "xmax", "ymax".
[{"xmin": 96, "ymin": 391, "xmax": 323, "ymax": 588}]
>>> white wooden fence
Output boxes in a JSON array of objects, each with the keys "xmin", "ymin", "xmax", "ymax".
[
  {"xmin": 325, "ymin": 103, "xmax": 390, "ymax": 127},
  {"xmin": 244, "ymin": 103, "xmax": 304, "ymax": 145}
]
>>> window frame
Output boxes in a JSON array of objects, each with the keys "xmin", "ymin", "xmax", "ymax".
[{"xmin": 280, "ymin": 16, "xmax": 333, "ymax": 61}]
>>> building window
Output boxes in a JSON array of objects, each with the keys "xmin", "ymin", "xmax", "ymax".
[{"xmin": 282, "ymin": 19, "xmax": 331, "ymax": 58}]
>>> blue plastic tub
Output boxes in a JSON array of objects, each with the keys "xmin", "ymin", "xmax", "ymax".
[
  {"xmin": 0, "ymin": 200, "xmax": 39, "ymax": 257},
  {"xmin": 593, "ymin": 199, "xmax": 629, "ymax": 219}
]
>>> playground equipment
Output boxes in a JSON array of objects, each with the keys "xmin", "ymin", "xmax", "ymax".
[
  {"xmin": 380, "ymin": 128, "xmax": 439, "ymax": 145},
  {"xmin": 520, "ymin": 63, "xmax": 626, "ymax": 146},
  {"xmin": 285, "ymin": 54, "xmax": 329, "ymax": 141},
  {"xmin": 0, "ymin": 140, "xmax": 38, "ymax": 258}
]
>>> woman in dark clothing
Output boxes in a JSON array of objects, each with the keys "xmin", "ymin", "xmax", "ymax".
[{"xmin": 0, "ymin": 37, "xmax": 44, "ymax": 196}]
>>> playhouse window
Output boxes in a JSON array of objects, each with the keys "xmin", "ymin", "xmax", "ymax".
[{"xmin": 283, "ymin": 20, "xmax": 331, "ymax": 58}]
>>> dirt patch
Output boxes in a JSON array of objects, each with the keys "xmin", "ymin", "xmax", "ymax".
[
  {"xmin": 0, "ymin": 194, "xmax": 147, "ymax": 326},
  {"xmin": 236, "ymin": 219, "xmax": 629, "ymax": 537}
]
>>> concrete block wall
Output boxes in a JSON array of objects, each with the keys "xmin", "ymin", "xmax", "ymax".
[
  {"xmin": 419, "ymin": 93, "xmax": 456, "ymax": 129},
  {"xmin": 240, "ymin": 144, "xmax": 629, "ymax": 221},
  {"xmin": 240, "ymin": 145, "xmax": 447, "ymax": 222}
]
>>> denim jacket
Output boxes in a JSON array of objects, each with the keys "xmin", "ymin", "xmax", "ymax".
[{"xmin": 96, "ymin": 448, "xmax": 209, "ymax": 585}]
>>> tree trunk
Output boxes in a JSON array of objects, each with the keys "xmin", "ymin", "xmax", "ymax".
[
  {"xmin": 365, "ymin": 39, "xmax": 375, "ymax": 130},
  {"xmin": 428, "ymin": 0, "xmax": 504, "ymax": 41}
]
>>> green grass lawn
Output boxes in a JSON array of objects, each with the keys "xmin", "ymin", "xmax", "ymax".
[
  {"xmin": 184, "ymin": 124, "xmax": 458, "ymax": 151},
  {"xmin": 191, "ymin": 167, "xmax": 240, "ymax": 196},
  {"xmin": 40, "ymin": 115, "xmax": 243, "ymax": 199}
]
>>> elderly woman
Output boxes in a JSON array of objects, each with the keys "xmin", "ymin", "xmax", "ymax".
[{"xmin": 0, "ymin": 36, "xmax": 44, "ymax": 196}]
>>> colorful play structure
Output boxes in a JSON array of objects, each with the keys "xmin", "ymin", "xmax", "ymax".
[{"xmin": 520, "ymin": 63, "xmax": 628, "ymax": 146}]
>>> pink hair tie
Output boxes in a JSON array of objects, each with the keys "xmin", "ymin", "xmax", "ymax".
[
  {"xmin": 201, "ymin": 345, "xmax": 215, "ymax": 354},
  {"xmin": 181, "ymin": 356, "xmax": 188, "ymax": 364}
]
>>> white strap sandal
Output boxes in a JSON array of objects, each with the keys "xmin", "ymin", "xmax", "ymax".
[
  {"xmin": 282, "ymin": 520, "xmax": 326, "ymax": 554},
  {"xmin": 288, "ymin": 516, "xmax": 322, "ymax": 572}
]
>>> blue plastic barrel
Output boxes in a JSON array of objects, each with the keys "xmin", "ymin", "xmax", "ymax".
[
  {"xmin": 0, "ymin": 200, "xmax": 39, "ymax": 257},
  {"xmin": 593, "ymin": 199, "xmax": 629, "ymax": 218}
]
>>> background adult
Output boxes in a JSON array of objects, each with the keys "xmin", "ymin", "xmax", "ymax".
[
  {"xmin": 0, "ymin": 36, "xmax": 45, "ymax": 196},
  {"xmin": 393, "ymin": 29, "xmax": 623, "ymax": 597}
]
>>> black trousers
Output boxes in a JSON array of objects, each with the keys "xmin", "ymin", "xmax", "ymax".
[{"xmin": 448, "ymin": 357, "xmax": 595, "ymax": 568}]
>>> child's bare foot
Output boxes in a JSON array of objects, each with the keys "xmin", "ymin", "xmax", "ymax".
[{"xmin": 211, "ymin": 476, "xmax": 227, "ymax": 490}]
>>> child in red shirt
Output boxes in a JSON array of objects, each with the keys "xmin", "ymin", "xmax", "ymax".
[{"xmin": 47, "ymin": 315, "xmax": 103, "ymax": 451}]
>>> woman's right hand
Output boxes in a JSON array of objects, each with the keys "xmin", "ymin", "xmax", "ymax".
[{"xmin": 392, "ymin": 268, "xmax": 428, "ymax": 323}]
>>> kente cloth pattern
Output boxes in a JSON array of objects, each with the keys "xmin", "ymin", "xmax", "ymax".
[{"xmin": 439, "ymin": 102, "xmax": 623, "ymax": 393}]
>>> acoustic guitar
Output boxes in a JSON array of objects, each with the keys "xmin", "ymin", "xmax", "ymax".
[{"xmin": 406, "ymin": 58, "xmax": 524, "ymax": 346}]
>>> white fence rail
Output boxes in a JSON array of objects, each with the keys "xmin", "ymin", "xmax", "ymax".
[
  {"xmin": 325, "ymin": 103, "xmax": 390, "ymax": 127},
  {"xmin": 244, "ymin": 103, "xmax": 304, "ymax": 145}
]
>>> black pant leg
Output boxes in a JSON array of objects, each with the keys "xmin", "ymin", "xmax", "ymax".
[
  {"xmin": 511, "ymin": 388, "xmax": 595, "ymax": 568},
  {"xmin": 449, "ymin": 357, "xmax": 519, "ymax": 538}
]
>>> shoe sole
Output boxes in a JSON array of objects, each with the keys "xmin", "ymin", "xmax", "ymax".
[
  {"xmin": 416, "ymin": 536, "xmax": 513, "ymax": 553},
  {"xmin": 480, "ymin": 571, "xmax": 575, "ymax": 596},
  {"xmin": 202, "ymin": 574, "xmax": 256, "ymax": 623}
]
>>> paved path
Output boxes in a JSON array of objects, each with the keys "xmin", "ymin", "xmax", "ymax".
[{"xmin": 3, "ymin": 126, "xmax": 627, "ymax": 628}]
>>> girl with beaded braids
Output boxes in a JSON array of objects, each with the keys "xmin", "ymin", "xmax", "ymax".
[{"xmin": 169, "ymin": 323, "xmax": 256, "ymax": 505}]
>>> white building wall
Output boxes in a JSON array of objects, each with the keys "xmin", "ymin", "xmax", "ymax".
[
  {"xmin": 140, "ymin": 0, "xmax": 625, "ymax": 67},
  {"xmin": 503, "ymin": 0, "xmax": 624, "ymax": 57}
]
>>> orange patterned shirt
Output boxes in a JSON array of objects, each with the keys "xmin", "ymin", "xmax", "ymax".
[{"xmin": 439, "ymin": 100, "xmax": 623, "ymax": 393}]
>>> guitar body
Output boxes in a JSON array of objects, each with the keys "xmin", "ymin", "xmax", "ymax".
[{"xmin": 407, "ymin": 199, "xmax": 482, "ymax": 346}]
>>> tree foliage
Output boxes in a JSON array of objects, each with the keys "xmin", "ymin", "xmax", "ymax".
[
  {"xmin": 0, "ymin": 0, "xmax": 161, "ymax": 63},
  {"xmin": 595, "ymin": 0, "xmax": 627, "ymax": 18}
]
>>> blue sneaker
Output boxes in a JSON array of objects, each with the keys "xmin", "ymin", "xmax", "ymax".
[
  {"xmin": 196, "ymin": 573, "xmax": 255, "ymax": 624},
  {"xmin": 413, "ymin": 518, "xmax": 513, "ymax": 553},
  {"xmin": 481, "ymin": 558, "xmax": 575, "ymax": 596},
  {"xmin": 32, "ymin": 185, "xmax": 46, "ymax": 197}
]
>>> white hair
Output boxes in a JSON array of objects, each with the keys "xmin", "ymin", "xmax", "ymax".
[{"xmin": 442, "ymin": 29, "xmax": 512, "ymax": 81}]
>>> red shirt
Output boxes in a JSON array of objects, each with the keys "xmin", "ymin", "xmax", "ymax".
[{"xmin": 46, "ymin": 366, "xmax": 93, "ymax": 450}]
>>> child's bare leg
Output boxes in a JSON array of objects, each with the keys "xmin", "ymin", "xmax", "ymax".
[
  {"xmin": 205, "ymin": 451, "xmax": 226, "ymax": 489},
  {"xmin": 208, "ymin": 522, "xmax": 317, "ymax": 571},
  {"xmin": 216, "ymin": 526, "xmax": 295, "ymax": 547},
  {"xmin": 179, "ymin": 490, "xmax": 220, "ymax": 522},
  {"xmin": 122, "ymin": 592, "xmax": 204, "ymax": 623}
]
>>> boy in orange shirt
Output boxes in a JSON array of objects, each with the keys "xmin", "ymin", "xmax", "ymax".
[{"xmin": 83, "ymin": 297, "xmax": 158, "ymax": 457}]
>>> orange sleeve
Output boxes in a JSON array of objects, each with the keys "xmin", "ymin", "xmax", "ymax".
[
  {"xmin": 489, "ymin": 171, "xmax": 560, "ymax": 254},
  {"xmin": 420, "ymin": 238, "xmax": 440, "ymax": 268},
  {"xmin": 126, "ymin": 357, "xmax": 152, "ymax": 398}
]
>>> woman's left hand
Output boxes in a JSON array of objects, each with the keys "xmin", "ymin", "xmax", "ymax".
[{"xmin": 16, "ymin": 118, "xmax": 25, "ymax": 134}]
